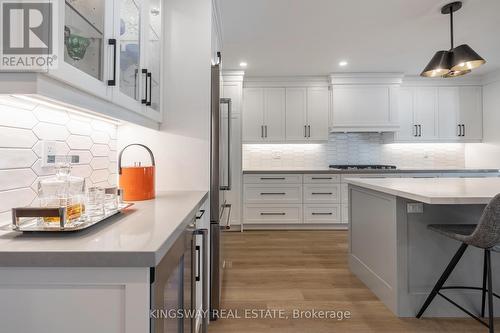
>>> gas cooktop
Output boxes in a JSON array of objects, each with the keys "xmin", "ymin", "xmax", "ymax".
[{"xmin": 329, "ymin": 164, "xmax": 398, "ymax": 170}]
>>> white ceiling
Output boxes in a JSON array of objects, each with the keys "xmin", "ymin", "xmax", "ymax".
[{"xmin": 218, "ymin": 0, "xmax": 500, "ymax": 76}]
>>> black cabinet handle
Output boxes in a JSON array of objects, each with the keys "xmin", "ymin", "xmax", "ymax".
[
  {"xmin": 261, "ymin": 125, "xmax": 264, "ymax": 138},
  {"xmin": 414, "ymin": 125, "xmax": 418, "ymax": 137},
  {"xmin": 457, "ymin": 124, "xmax": 461, "ymax": 137},
  {"xmin": 260, "ymin": 212, "xmax": 286, "ymax": 216},
  {"xmin": 195, "ymin": 245, "xmax": 201, "ymax": 281},
  {"xmin": 260, "ymin": 177, "xmax": 286, "ymax": 180},
  {"xmin": 308, "ymin": 125, "xmax": 311, "ymax": 138},
  {"xmin": 265, "ymin": 125, "xmax": 268, "ymax": 138},
  {"xmin": 107, "ymin": 39, "xmax": 117, "ymax": 86},
  {"xmin": 312, "ymin": 192, "xmax": 333, "ymax": 195},
  {"xmin": 312, "ymin": 177, "xmax": 332, "ymax": 180},
  {"xmin": 304, "ymin": 125, "xmax": 307, "ymax": 138},
  {"xmin": 195, "ymin": 210, "xmax": 205, "ymax": 220},
  {"xmin": 260, "ymin": 192, "xmax": 286, "ymax": 195},
  {"xmin": 418, "ymin": 125, "xmax": 422, "ymax": 137},
  {"xmin": 146, "ymin": 72, "xmax": 152, "ymax": 106},
  {"xmin": 141, "ymin": 69, "xmax": 148, "ymax": 104},
  {"xmin": 462, "ymin": 124, "xmax": 465, "ymax": 137},
  {"xmin": 312, "ymin": 212, "xmax": 333, "ymax": 216}
]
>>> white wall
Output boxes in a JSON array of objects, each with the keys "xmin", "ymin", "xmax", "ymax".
[
  {"xmin": 117, "ymin": 0, "xmax": 212, "ymax": 191},
  {"xmin": 465, "ymin": 74, "xmax": 500, "ymax": 168}
]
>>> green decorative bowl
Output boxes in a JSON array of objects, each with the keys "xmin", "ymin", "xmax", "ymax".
[{"xmin": 66, "ymin": 34, "xmax": 91, "ymax": 61}]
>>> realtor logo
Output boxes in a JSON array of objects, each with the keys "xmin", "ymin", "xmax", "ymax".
[{"xmin": 0, "ymin": 0, "xmax": 58, "ymax": 71}]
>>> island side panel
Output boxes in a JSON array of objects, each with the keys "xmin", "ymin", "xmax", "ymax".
[
  {"xmin": 348, "ymin": 185, "xmax": 399, "ymax": 313},
  {"xmin": 397, "ymin": 200, "xmax": 500, "ymax": 317}
]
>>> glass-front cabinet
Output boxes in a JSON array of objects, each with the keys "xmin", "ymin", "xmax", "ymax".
[{"xmin": 48, "ymin": 0, "xmax": 163, "ymax": 123}]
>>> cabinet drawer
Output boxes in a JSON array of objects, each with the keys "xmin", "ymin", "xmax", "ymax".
[
  {"xmin": 243, "ymin": 174, "xmax": 302, "ymax": 184},
  {"xmin": 304, "ymin": 174, "xmax": 340, "ymax": 184},
  {"xmin": 244, "ymin": 184, "xmax": 302, "ymax": 204},
  {"xmin": 243, "ymin": 204, "xmax": 302, "ymax": 224},
  {"xmin": 303, "ymin": 184, "xmax": 340, "ymax": 204},
  {"xmin": 304, "ymin": 204, "xmax": 341, "ymax": 224}
]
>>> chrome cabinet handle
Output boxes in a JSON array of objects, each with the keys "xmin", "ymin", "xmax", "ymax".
[
  {"xmin": 223, "ymin": 203, "xmax": 232, "ymax": 229},
  {"xmin": 260, "ymin": 192, "xmax": 286, "ymax": 195},
  {"xmin": 220, "ymin": 98, "xmax": 232, "ymax": 191},
  {"xmin": 260, "ymin": 212, "xmax": 286, "ymax": 216},
  {"xmin": 312, "ymin": 212, "xmax": 333, "ymax": 216}
]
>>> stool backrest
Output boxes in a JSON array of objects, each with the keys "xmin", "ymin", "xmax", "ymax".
[{"xmin": 469, "ymin": 193, "xmax": 500, "ymax": 249}]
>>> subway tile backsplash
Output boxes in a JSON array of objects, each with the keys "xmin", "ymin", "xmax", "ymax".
[
  {"xmin": 243, "ymin": 133, "xmax": 466, "ymax": 169},
  {"xmin": 0, "ymin": 95, "xmax": 118, "ymax": 222}
]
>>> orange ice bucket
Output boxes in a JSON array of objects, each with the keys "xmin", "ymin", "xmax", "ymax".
[{"xmin": 118, "ymin": 144, "xmax": 155, "ymax": 201}]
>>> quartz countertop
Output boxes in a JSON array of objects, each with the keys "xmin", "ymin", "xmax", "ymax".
[
  {"xmin": 242, "ymin": 167, "xmax": 500, "ymax": 174},
  {"xmin": 346, "ymin": 177, "xmax": 500, "ymax": 204},
  {"xmin": 0, "ymin": 191, "xmax": 208, "ymax": 267}
]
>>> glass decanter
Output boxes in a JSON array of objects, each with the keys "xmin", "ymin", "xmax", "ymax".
[{"xmin": 37, "ymin": 163, "xmax": 86, "ymax": 225}]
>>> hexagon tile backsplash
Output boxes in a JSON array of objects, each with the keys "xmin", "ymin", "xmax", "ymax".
[{"xmin": 0, "ymin": 95, "xmax": 118, "ymax": 222}]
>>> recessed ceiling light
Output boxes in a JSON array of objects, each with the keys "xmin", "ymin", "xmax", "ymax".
[
  {"xmin": 239, "ymin": 62, "xmax": 248, "ymax": 68},
  {"xmin": 339, "ymin": 61, "xmax": 348, "ymax": 67}
]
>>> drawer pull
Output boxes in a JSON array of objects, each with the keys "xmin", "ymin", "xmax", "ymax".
[
  {"xmin": 260, "ymin": 192, "xmax": 286, "ymax": 195},
  {"xmin": 311, "ymin": 192, "xmax": 333, "ymax": 195},
  {"xmin": 312, "ymin": 212, "xmax": 333, "ymax": 216},
  {"xmin": 261, "ymin": 212, "xmax": 286, "ymax": 216},
  {"xmin": 311, "ymin": 177, "xmax": 332, "ymax": 180},
  {"xmin": 260, "ymin": 177, "xmax": 286, "ymax": 180}
]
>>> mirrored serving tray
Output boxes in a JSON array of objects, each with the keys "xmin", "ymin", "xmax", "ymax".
[{"xmin": 5, "ymin": 203, "xmax": 134, "ymax": 232}]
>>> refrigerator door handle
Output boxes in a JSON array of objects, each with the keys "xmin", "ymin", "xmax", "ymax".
[
  {"xmin": 222, "ymin": 204, "xmax": 232, "ymax": 230},
  {"xmin": 220, "ymin": 98, "xmax": 232, "ymax": 191}
]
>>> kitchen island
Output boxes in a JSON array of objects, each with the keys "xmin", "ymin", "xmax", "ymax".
[
  {"xmin": 0, "ymin": 191, "xmax": 208, "ymax": 333},
  {"xmin": 346, "ymin": 178, "xmax": 500, "ymax": 317}
]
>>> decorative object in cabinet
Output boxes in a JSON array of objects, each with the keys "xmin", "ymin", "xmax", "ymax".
[{"xmin": 64, "ymin": 0, "xmax": 105, "ymax": 81}]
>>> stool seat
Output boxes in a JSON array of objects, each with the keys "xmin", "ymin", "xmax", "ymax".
[{"xmin": 428, "ymin": 224, "xmax": 477, "ymax": 243}]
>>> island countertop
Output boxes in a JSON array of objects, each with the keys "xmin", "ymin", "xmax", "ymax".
[
  {"xmin": 346, "ymin": 177, "xmax": 500, "ymax": 204},
  {"xmin": 0, "ymin": 191, "xmax": 208, "ymax": 267}
]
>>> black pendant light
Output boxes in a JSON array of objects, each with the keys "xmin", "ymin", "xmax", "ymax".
[{"xmin": 421, "ymin": 1, "xmax": 485, "ymax": 78}]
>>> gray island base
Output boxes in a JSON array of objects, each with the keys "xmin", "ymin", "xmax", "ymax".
[{"xmin": 347, "ymin": 178, "xmax": 500, "ymax": 317}]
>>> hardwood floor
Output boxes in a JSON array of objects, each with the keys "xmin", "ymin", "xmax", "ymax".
[{"xmin": 208, "ymin": 230, "xmax": 497, "ymax": 333}]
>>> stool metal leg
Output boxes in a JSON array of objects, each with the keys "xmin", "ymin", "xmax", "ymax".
[
  {"xmin": 416, "ymin": 243, "xmax": 468, "ymax": 318},
  {"xmin": 482, "ymin": 250, "xmax": 488, "ymax": 318},
  {"xmin": 486, "ymin": 250, "xmax": 494, "ymax": 333}
]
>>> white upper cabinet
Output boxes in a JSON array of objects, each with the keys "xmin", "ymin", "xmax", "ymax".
[
  {"xmin": 458, "ymin": 86, "xmax": 482, "ymax": 140},
  {"xmin": 331, "ymin": 85, "xmax": 399, "ymax": 132},
  {"xmin": 263, "ymin": 88, "xmax": 286, "ymax": 141},
  {"xmin": 285, "ymin": 88, "xmax": 307, "ymax": 141},
  {"xmin": 414, "ymin": 87, "xmax": 438, "ymax": 140},
  {"xmin": 242, "ymin": 88, "xmax": 265, "ymax": 141},
  {"xmin": 306, "ymin": 87, "xmax": 329, "ymax": 140},
  {"xmin": 397, "ymin": 86, "xmax": 482, "ymax": 142},
  {"xmin": 47, "ymin": 0, "xmax": 163, "ymax": 124},
  {"xmin": 49, "ymin": 1, "xmax": 114, "ymax": 100},
  {"xmin": 243, "ymin": 87, "xmax": 285, "ymax": 142}
]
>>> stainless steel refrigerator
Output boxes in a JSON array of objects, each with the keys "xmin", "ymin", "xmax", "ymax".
[{"xmin": 210, "ymin": 63, "xmax": 232, "ymax": 320}]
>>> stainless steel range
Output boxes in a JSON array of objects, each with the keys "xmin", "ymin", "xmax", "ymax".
[{"xmin": 329, "ymin": 164, "xmax": 398, "ymax": 170}]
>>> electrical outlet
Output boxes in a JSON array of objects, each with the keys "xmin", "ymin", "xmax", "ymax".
[
  {"xmin": 41, "ymin": 141, "xmax": 57, "ymax": 167},
  {"xmin": 407, "ymin": 203, "xmax": 424, "ymax": 213}
]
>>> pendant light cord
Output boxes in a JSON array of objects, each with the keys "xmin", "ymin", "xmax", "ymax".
[{"xmin": 449, "ymin": 9, "xmax": 454, "ymax": 50}]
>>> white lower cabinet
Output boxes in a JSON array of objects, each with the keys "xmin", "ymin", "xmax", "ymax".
[
  {"xmin": 244, "ymin": 204, "xmax": 302, "ymax": 224},
  {"xmin": 243, "ymin": 173, "xmax": 344, "ymax": 225},
  {"xmin": 304, "ymin": 204, "xmax": 341, "ymax": 224}
]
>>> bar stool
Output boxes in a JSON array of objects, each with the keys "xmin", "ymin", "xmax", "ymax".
[{"xmin": 416, "ymin": 193, "xmax": 500, "ymax": 332}]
